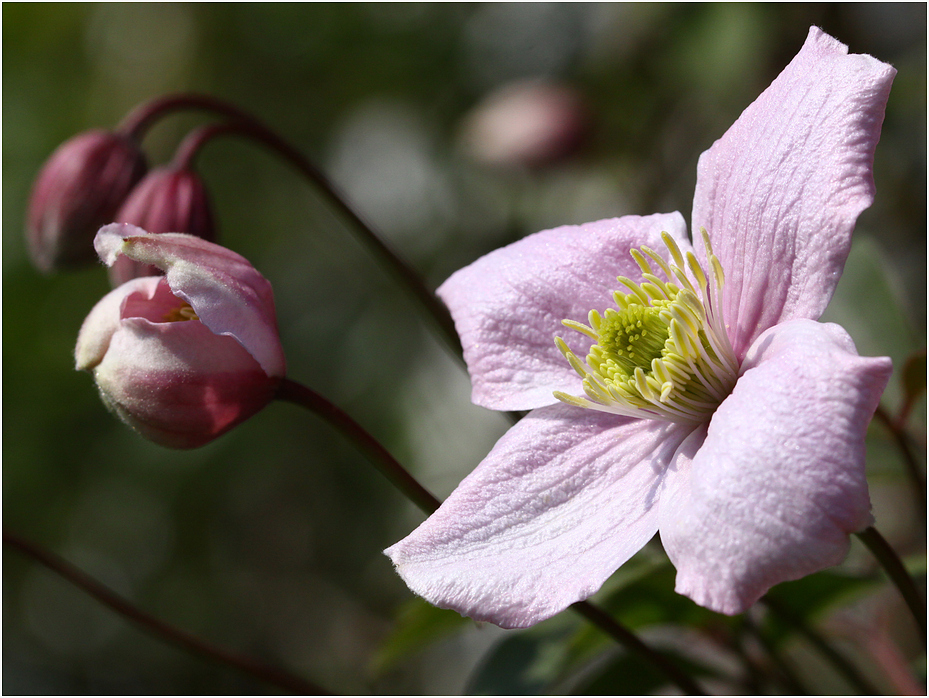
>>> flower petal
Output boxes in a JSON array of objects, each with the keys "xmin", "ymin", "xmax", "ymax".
[
  {"xmin": 95, "ymin": 224, "xmax": 286, "ymax": 377},
  {"xmin": 437, "ymin": 212, "xmax": 692, "ymax": 411},
  {"xmin": 659, "ymin": 319, "xmax": 892, "ymax": 614},
  {"xmin": 692, "ymin": 27, "xmax": 896, "ymax": 360},
  {"xmin": 75, "ymin": 276, "xmax": 162, "ymax": 371},
  {"xmin": 385, "ymin": 403, "xmax": 692, "ymax": 628},
  {"xmin": 94, "ymin": 318, "xmax": 278, "ymax": 449}
]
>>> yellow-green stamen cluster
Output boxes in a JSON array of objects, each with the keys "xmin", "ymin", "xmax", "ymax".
[
  {"xmin": 554, "ymin": 228, "xmax": 738, "ymax": 424},
  {"xmin": 163, "ymin": 302, "xmax": 199, "ymax": 323}
]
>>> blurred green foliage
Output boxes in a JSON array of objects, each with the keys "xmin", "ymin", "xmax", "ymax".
[{"xmin": 3, "ymin": 4, "xmax": 925, "ymax": 694}]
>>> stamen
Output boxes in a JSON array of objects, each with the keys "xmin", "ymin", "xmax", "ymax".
[
  {"xmin": 163, "ymin": 302, "xmax": 200, "ymax": 323},
  {"xmin": 554, "ymin": 230, "xmax": 738, "ymax": 424}
]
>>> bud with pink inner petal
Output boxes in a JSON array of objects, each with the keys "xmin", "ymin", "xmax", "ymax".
[
  {"xmin": 75, "ymin": 224, "xmax": 286, "ymax": 448},
  {"xmin": 27, "ymin": 130, "xmax": 148, "ymax": 272},
  {"xmin": 109, "ymin": 165, "xmax": 217, "ymax": 287}
]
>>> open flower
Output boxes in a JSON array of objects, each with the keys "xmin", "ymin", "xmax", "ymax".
[
  {"xmin": 386, "ymin": 28, "xmax": 896, "ymax": 628},
  {"xmin": 76, "ymin": 223, "xmax": 286, "ymax": 449}
]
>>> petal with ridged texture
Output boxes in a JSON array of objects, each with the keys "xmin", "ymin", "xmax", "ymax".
[
  {"xmin": 95, "ymin": 223, "xmax": 286, "ymax": 377},
  {"xmin": 93, "ymin": 318, "xmax": 277, "ymax": 449},
  {"xmin": 692, "ymin": 27, "xmax": 896, "ymax": 360},
  {"xmin": 659, "ymin": 319, "xmax": 892, "ymax": 614},
  {"xmin": 386, "ymin": 403, "xmax": 693, "ymax": 628},
  {"xmin": 437, "ymin": 212, "xmax": 692, "ymax": 411}
]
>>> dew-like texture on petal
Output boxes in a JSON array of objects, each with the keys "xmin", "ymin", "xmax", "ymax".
[
  {"xmin": 385, "ymin": 403, "xmax": 692, "ymax": 628},
  {"xmin": 95, "ymin": 224, "xmax": 286, "ymax": 377},
  {"xmin": 75, "ymin": 276, "xmax": 162, "ymax": 371},
  {"xmin": 692, "ymin": 27, "xmax": 896, "ymax": 361},
  {"xmin": 94, "ymin": 318, "xmax": 279, "ymax": 449},
  {"xmin": 437, "ymin": 212, "xmax": 692, "ymax": 411},
  {"xmin": 658, "ymin": 319, "xmax": 892, "ymax": 614}
]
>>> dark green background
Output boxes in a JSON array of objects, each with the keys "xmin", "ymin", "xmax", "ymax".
[{"xmin": 4, "ymin": 4, "xmax": 925, "ymax": 694}]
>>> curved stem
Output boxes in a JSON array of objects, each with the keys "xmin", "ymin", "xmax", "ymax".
[
  {"xmin": 171, "ymin": 122, "xmax": 245, "ymax": 171},
  {"xmin": 873, "ymin": 404, "xmax": 926, "ymax": 523},
  {"xmin": 571, "ymin": 600, "xmax": 706, "ymax": 695},
  {"xmin": 119, "ymin": 93, "xmax": 462, "ymax": 359},
  {"xmin": 3, "ymin": 530, "xmax": 329, "ymax": 695},
  {"xmin": 275, "ymin": 378, "xmax": 441, "ymax": 514},
  {"xmin": 855, "ymin": 526, "xmax": 927, "ymax": 645},
  {"xmin": 117, "ymin": 93, "xmax": 264, "ymax": 142},
  {"xmin": 276, "ymin": 377, "xmax": 704, "ymax": 694}
]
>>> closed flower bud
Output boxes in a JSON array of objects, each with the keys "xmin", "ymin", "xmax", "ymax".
[
  {"xmin": 27, "ymin": 130, "xmax": 147, "ymax": 272},
  {"xmin": 75, "ymin": 223, "xmax": 286, "ymax": 449},
  {"xmin": 460, "ymin": 81, "xmax": 590, "ymax": 169},
  {"xmin": 109, "ymin": 165, "xmax": 217, "ymax": 286}
]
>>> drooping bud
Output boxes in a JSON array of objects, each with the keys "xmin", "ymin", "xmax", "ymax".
[
  {"xmin": 460, "ymin": 81, "xmax": 590, "ymax": 169},
  {"xmin": 109, "ymin": 165, "xmax": 217, "ymax": 286},
  {"xmin": 27, "ymin": 130, "xmax": 147, "ymax": 272},
  {"xmin": 76, "ymin": 223, "xmax": 286, "ymax": 449}
]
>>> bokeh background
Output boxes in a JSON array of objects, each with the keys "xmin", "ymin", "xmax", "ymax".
[{"xmin": 4, "ymin": 3, "xmax": 925, "ymax": 694}]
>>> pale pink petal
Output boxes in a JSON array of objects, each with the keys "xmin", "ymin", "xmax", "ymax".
[
  {"xmin": 95, "ymin": 223, "xmax": 286, "ymax": 377},
  {"xmin": 437, "ymin": 212, "xmax": 692, "ymax": 411},
  {"xmin": 659, "ymin": 319, "xmax": 892, "ymax": 614},
  {"xmin": 385, "ymin": 403, "xmax": 693, "ymax": 628},
  {"xmin": 93, "ymin": 318, "xmax": 277, "ymax": 449},
  {"xmin": 692, "ymin": 27, "xmax": 896, "ymax": 360},
  {"xmin": 74, "ymin": 276, "xmax": 162, "ymax": 371}
]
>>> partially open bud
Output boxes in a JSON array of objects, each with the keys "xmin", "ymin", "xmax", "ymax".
[
  {"xmin": 76, "ymin": 224, "xmax": 286, "ymax": 449},
  {"xmin": 27, "ymin": 130, "xmax": 147, "ymax": 272},
  {"xmin": 109, "ymin": 165, "xmax": 217, "ymax": 286}
]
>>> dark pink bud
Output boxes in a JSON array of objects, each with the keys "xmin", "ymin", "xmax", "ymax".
[
  {"xmin": 76, "ymin": 224, "xmax": 286, "ymax": 449},
  {"xmin": 27, "ymin": 130, "xmax": 147, "ymax": 272},
  {"xmin": 460, "ymin": 82, "xmax": 590, "ymax": 169},
  {"xmin": 109, "ymin": 166, "xmax": 217, "ymax": 286}
]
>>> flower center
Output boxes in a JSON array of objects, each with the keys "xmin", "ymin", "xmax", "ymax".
[
  {"xmin": 163, "ymin": 302, "xmax": 199, "ymax": 323},
  {"xmin": 553, "ymin": 228, "xmax": 738, "ymax": 424}
]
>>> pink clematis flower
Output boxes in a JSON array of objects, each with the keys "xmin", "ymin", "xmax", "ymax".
[
  {"xmin": 76, "ymin": 223, "xmax": 286, "ymax": 449},
  {"xmin": 386, "ymin": 28, "xmax": 896, "ymax": 628}
]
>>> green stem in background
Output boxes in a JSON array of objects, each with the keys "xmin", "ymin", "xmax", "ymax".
[
  {"xmin": 759, "ymin": 595, "xmax": 883, "ymax": 695},
  {"xmin": 873, "ymin": 404, "xmax": 926, "ymax": 524},
  {"xmin": 120, "ymin": 93, "xmax": 463, "ymax": 359},
  {"xmin": 855, "ymin": 526, "xmax": 927, "ymax": 645},
  {"xmin": 276, "ymin": 376, "xmax": 705, "ymax": 696},
  {"xmin": 2, "ymin": 530, "xmax": 329, "ymax": 695}
]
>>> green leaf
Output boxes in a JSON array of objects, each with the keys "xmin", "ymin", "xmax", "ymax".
[
  {"xmin": 466, "ymin": 632, "xmax": 570, "ymax": 695},
  {"xmin": 374, "ymin": 599, "xmax": 471, "ymax": 672},
  {"xmin": 762, "ymin": 569, "xmax": 879, "ymax": 645}
]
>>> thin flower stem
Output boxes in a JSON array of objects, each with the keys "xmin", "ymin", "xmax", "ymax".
[
  {"xmin": 277, "ymin": 377, "xmax": 706, "ymax": 694},
  {"xmin": 855, "ymin": 526, "xmax": 927, "ymax": 645},
  {"xmin": 119, "ymin": 93, "xmax": 463, "ymax": 359},
  {"xmin": 3, "ymin": 530, "xmax": 329, "ymax": 695},
  {"xmin": 570, "ymin": 600, "xmax": 706, "ymax": 695},
  {"xmin": 759, "ymin": 595, "xmax": 883, "ymax": 695},
  {"xmin": 275, "ymin": 377, "xmax": 442, "ymax": 514},
  {"xmin": 873, "ymin": 404, "xmax": 926, "ymax": 523}
]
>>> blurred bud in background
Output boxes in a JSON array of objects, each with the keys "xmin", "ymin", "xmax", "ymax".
[
  {"xmin": 459, "ymin": 81, "xmax": 590, "ymax": 169},
  {"xmin": 76, "ymin": 224, "xmax": 286, "ymax": 449},
  {"xmin": 26, "ymin": 130, "xmax": 147, "ymax": 272},
  {"xmin": 109, "ymin": 165, "xmax": 217, "ymax": 287}
]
